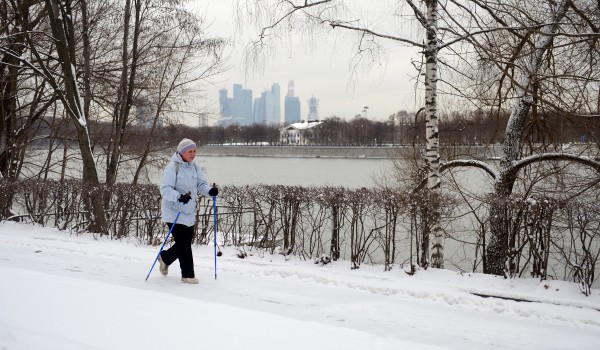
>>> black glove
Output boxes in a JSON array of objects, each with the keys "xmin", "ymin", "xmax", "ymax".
[
  {"xmin": 178, "ymin": 192, "xmax": 192, "ymax": 204},
  {"xmin": 208, "ymin": 186, "xmax": 218, "ymax": 197}
]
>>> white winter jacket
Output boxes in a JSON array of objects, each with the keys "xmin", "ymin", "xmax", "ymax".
[{"xmin": 160, "ymin": 152, "xmax": 212, "ymax": 227}]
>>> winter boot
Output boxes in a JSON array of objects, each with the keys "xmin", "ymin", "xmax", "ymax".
[
  {"xmin": 158, "ymin": 255, "xmax": 168, "ymax": 276},
  {"xmin": 181, "ymin": 277, "xmax": 199, "ymax": 284}
]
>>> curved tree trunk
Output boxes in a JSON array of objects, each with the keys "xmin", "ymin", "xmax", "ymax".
[
  {"xmin": 484, "ymin": 105, "xmax": 536, "ymax": 277},
  {"xmin": 484, "ymin": 0, "xmax": 570, "ymax": 275}
]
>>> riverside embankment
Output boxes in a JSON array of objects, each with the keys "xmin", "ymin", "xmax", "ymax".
[
  {"xmin": 199, "ymin": 143, "xmax": 596, "ymax": 159},
  {"xmin": 199, "ymin": 145, "xmax": 399, "ymax": 158},
  {"xmin": 198, "ymin": 144, "xmax": 507, "ymax": 159}
]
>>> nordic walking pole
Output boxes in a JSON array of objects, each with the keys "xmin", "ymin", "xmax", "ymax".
[
  {"xmin": 145, "ymin": 211, "xmax": 181, "ymax": 281},
  {"xmin": 212, "ymin": 185, "xmax": 218, "ymax": 280}
]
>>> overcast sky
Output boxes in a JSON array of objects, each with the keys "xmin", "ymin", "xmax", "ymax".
[{"xmin": 191, "ymin": 0, "xmax": 423, "ymax": 124}]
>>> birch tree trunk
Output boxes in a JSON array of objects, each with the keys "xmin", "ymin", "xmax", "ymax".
[{"xmin": 424, "ymin": 0, "xmax": 443, "ymax": 268}]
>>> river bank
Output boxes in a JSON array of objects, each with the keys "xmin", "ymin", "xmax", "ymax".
[
  {"xmin": 199, "ymin": 145, "xmax": 401, "ymax": 158},
  {"xmin": 199, "ymin": 143, "xmax": 597, "ymax": 159},
  {"xmin": 199, "ymin": 144, "xmax": 502, "ymax": 159}
]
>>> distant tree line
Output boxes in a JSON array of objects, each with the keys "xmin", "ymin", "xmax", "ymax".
[
  {"xmin": 28, "ymin": 108, "xmax": 596, "ymax": 151},
  {"xmin": 122, "ymin": 108, "xmax": 600, "ymax": 148}
]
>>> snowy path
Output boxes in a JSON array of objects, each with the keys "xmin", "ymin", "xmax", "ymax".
[{"xmin": 1, "ymin": 222, "xmax": 599, "ymax": 349}]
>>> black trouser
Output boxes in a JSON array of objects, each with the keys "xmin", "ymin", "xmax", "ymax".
[{"xmin": 160, "ymin": 223, "xmax": 195, "ymax": 278}]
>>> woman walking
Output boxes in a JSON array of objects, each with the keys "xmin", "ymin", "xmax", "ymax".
[{"xmin": 159, "ymin": 138, "xmax": 218, "ymax": 284}]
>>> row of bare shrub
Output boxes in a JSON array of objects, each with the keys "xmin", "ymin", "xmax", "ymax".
[
  {"xmin": 0, "ymin": 179, "xmax": 597, "ymax": 294},
  {"xmin": 492, "ymin": 195, "xmax": 600, "ymax": 295},
  {"xmin": 0, "ymin": 179, "xmax": 450, "ymax": 269}
]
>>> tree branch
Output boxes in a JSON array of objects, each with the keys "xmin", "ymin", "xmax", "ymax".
[
  {"xmin": 511, "ymin": 153, "xmax": 600, "ymax": 174},
  {"xmin": 256, "ymin": 0, "xmax": 334, "ymax": 42},
  {"xmin": 441, "ymin": 159, "xmax": 499, "ymax": 180},
  {"xmin": 327, "ymin": 21, "xmax": 425, "ymax": 48}
]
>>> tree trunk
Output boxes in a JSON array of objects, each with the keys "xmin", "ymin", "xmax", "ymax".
[
  {"xmin": 105, "ymin": 0, "xmax": 130, "ymax": 186},
  {"xmin": 106, "ymin": 0, "xmax": 141, "ymax": 187},
  {"xmin": 484, "ymin": 0, "xmax": 569, "ymax": 275},
  {"xmin": 0, "ymin": 0, "xmax": 29, "ymax": 179},
  {"xmin": 44, "ymin": 0, "xmax": 107, "ymax": 233},
  {"xmin": 79, "ymin": 0, "xmax": 92, "ymax": 129},
  {"xmin": 424, "ymin": 0, "xmax": 443, "ymax": 268},
  {"xmin": 330, "ymin": 202, "xmax": 342, "ymax": 261}
]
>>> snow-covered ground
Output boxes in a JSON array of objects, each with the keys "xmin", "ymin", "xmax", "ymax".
[{"xmin": 1, "ymin": 222, "xmax": 599, "ymax": 349}]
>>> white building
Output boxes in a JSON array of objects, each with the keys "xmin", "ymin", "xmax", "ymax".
[{"xmin": 279, "ymin": 121, "xmax": 322, "ymax": 145}]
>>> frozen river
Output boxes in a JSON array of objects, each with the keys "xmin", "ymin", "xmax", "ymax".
[
  {"xmin": 25, "ymin": 148, "xmax": 492, "ymax": 190},
  {"xmin": 182, "ymin": 155, "xmax": 394, "ymax": 188}
]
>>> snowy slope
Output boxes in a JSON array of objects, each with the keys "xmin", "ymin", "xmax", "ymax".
[{"xmin": 1, "ymin": 222, "xmax": 599, "ymax": 349}]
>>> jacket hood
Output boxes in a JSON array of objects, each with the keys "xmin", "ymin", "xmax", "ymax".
[{"xmin": 170, "ymin": 152, "xmax": 186, "ymax": 164}]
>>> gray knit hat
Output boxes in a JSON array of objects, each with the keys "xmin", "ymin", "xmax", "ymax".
[{"xmin": 177, "ymin": 138, "xmax": 197, "ymax": 154}]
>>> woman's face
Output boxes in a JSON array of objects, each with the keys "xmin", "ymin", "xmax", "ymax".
[{"xmin": 181, "ymin": 148, "xmax": 196, "ymax": 162}]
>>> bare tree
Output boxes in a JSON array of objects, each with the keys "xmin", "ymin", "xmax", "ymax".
[
  {"xmin": 17, "ymin": 0, "xmax": 108, "ymax": 232},
  {"xmin": 440, "ymin": 0, "xmax": 600, "ymax": 276}
]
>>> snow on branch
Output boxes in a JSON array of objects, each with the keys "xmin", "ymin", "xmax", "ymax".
[
  {"xmin": 412, "ymin": 159, "xmax": 498, "ymax": 193},
  {"xmin": 511, "ymin": 153, "xmax": 600, "ymax": 174},
  {"xmin": 0, "ymin": 46, "xmax": 53, "ymax": 85},
  {"xmin": 441, "ymin": 159, "xmax": 499, "ymax": 180}
]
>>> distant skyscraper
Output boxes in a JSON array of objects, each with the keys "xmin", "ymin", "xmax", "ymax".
[
  {"xmin": 232, "ymin": 84, "xmax": 242, "ymax": 118},
  {"xmin": 219, "ymin": 88, "xmax": 231, "ymax": 117},
  {"xmin": 270, "ymin": 83, "xmax": 281, "ymax": 124},
  {"xmin": 307, "ymin": 96, "xmax": 319, "ymax": 121},
  {"xmin": 238, "ymin": 89, "xmax": 253, "ymax": 124},
  {"xmin": 253, "ymin": 83, "xmax": 282, "ymax": 125},
  {"xmin": 232, "ymin": 84, "xmax": 253, "ymax": 125},
  {"xmin": 264, "ymin": 89, "xmax": 277, "ymax": 124},
  {"xmin": 253, "ymin": 95, "xmax": 265, "ymax": 124},
  {"xmin": 219, "ymin": 84, "xmax": 254, "ymax": 125},
  {"xmin": 284, "ymin": 80, "xmax": 301, "ymax": 124}
]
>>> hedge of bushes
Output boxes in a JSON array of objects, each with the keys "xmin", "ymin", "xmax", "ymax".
[{"xmin": 0, "ymin": 178, "xmax": 597, "ymax": 294}]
